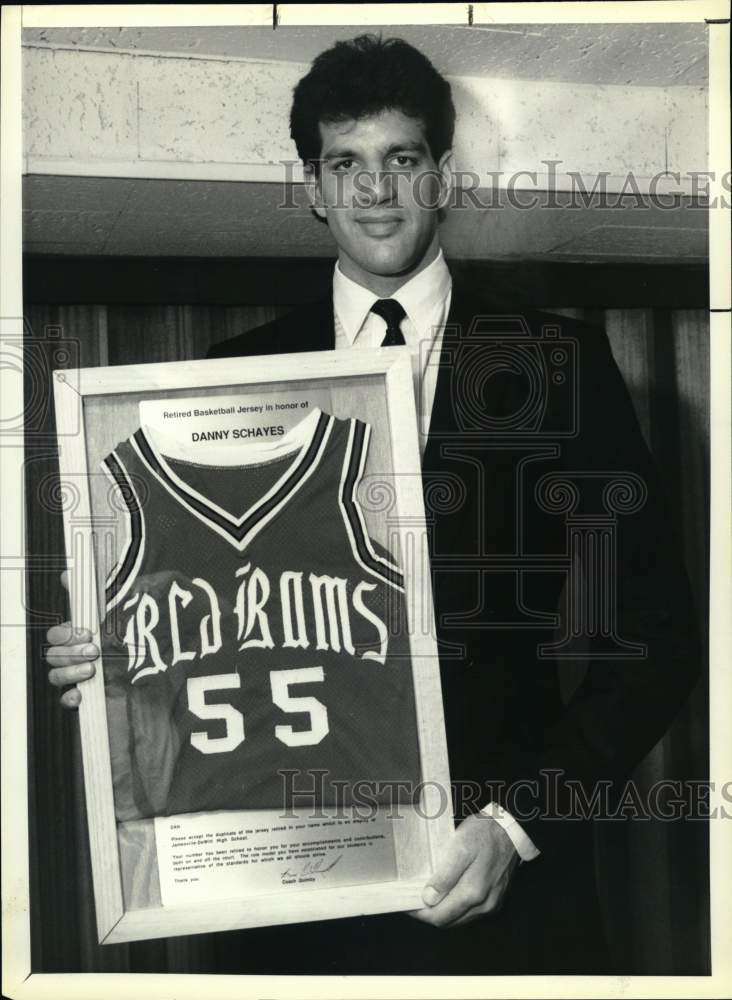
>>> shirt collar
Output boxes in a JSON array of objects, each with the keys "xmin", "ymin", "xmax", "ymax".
[{"xmin": 333, "ymin": 249, "xmax": 452, "ymax": 345}]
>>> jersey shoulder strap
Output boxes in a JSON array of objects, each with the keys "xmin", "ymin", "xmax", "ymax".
[
  {"xmin": 100, "ymin": 443, "xmax": 146, "ymax": 614},
  {"xmin": 338, "ymin": 418, "xmax": 404, "ymax": 593}
]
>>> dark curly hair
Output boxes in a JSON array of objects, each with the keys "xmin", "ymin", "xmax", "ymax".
[{"xmin": 290, "ymin": 34, "xmax": 455, "ymax": 168}]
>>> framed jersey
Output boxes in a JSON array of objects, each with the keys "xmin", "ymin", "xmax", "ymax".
[{"xmin": 53, "ymin": 348, "xmax": 452, "ymax": 944}]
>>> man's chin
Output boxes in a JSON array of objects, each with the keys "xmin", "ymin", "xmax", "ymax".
[{"xmin": 358, "ymin": 251, "xmax": 425, "ymax": 279}]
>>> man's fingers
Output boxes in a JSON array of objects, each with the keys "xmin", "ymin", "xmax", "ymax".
[
  {"xmin": 422, "ymin": 841, "xmax": 473, "ymax": 906},
  {"xmin": 46, "ymin": 621, "xmax": 93, "ymax": 647},
  {"xmin": 54, "ymin": 559, "xmax": 89, "ymax": 712},
  {"xmin": 420, "ymin": 853, "xmax": 487, "ymax": 921},
  {"xmin": 46, "ymin": 642, "xmax": 98, "ymax": 669},
  {"xmin": 414, "ymin": 871, "xmax": 486, "ymax": 926},
  {"xmin": 412, "ymin": 816, "xmax": 521, "ymax": 928},
  {"xmin": 447, "ymin": 883, "xmax": 504, "ymax": 928},
  {"xmin": 60, "ymin": 687, "xmax": 82, "ymax": 709},
  {"xmin": 48, "ymin": 661, "xmax": 97, "ymax": 686}
]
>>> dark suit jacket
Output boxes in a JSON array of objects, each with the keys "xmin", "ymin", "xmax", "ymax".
[{"xmin": 206, "ymin": 277, "xmax": 700, "ymax": 974}]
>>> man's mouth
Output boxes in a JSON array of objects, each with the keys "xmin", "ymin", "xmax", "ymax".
[{"xmin": 355, "ymin": 216, "xmax": 403, "ymax": 237}]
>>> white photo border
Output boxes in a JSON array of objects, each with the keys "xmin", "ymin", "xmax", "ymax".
[{"xmin": 2, "ymin": 3, "xmax": 730, "ymax": 998}]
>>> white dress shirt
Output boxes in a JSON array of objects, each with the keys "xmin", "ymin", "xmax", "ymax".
[
  {"xmin": 332, "ymin": 251, "xmax": 540, "ymax": 863},
  {"xmin": 333, "ymin": 249, "xmax": 451, "ymax": 453}
]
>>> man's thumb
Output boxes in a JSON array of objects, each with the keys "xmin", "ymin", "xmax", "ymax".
[{"xmin": 422, "ymin": 844, "xmax": 472, "ymax": 906}]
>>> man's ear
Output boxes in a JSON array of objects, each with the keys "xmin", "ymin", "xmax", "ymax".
[
  {"xmin": 436, "ymin": 149, "xmax": 455, "ymax": 211},
  {"xmin": 304, "ymin": 163, "xmax": 327, "ymax": 221}
]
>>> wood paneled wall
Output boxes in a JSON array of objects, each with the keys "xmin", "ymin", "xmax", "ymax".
[{"xmin": 24, "ymin": 289, "xmax": 709, "ymax": 975}]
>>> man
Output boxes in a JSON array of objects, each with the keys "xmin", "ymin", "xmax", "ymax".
[{"xmin": 46, "ymin": 35, "xmax": 700, "ymax": 974}]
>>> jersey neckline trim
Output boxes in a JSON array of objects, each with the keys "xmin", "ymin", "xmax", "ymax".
[{"xmin": 130, "ymin": 409, "xmax": 334, "ymax": 551}]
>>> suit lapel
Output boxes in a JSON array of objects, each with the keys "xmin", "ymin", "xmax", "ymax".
[{"xmin": 424, "ymin": 281, "xmax": 517, "ymax": 470}]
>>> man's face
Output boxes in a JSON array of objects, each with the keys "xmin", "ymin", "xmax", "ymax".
[{"xmin": 310, "ymin": 109, "xmax": 453, "ymax": 288}]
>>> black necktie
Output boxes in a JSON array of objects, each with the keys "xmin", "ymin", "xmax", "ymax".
[{"xmin": 371, "ymin": 299, "xmax": 406, "ymax": 347}]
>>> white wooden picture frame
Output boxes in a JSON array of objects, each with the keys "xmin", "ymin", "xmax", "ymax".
[{"xmin": 53, "ymin": 347, "xmax": 453, "ymax": 944}]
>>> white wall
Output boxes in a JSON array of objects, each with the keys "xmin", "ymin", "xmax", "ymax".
[{"xmin": 23, "ymin": 45, "xmax": 707, "ymax": 192}]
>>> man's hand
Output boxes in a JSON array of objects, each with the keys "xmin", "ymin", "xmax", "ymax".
[
  {"xmin": 45, "ymin": 571, "xmax": 98, "ymax": 709},
  {"xmin": 411, "ymin": 812, "xmax": 521, "ymax": 928},
  {"xmin": 45, "ymin": 568, "xmax": 207, "ymax": 709}
]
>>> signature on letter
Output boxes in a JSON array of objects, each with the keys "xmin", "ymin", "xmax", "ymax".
[{"xmin": 281, "ymin": 854, "xmax": 343, "ymax": 881}]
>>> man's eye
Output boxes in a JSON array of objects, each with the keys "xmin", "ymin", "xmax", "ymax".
[
  {"xmin": 331, "ymin": 158, "xmax": 355, "ymax": 171},
  {"xmin": 392, "ymin": 155, "xmax": 418, "ymax": 168}
]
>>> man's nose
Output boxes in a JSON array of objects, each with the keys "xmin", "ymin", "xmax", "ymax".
[
  {"xmin": 356, "ymin": 170, "xmax": 401, "ymax": 208},
  {"xmin": 374, "ymin": 170, "xmax": 400, "ymax": 204}
]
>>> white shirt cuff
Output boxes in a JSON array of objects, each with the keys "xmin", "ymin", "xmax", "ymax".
[{"xmin": 480, "ymin": 801, "xmax": 541, "ymax": 862}]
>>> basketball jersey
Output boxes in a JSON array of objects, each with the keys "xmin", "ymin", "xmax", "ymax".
[{"xmin": 99, "ymin": 408, "xmax": 421, "ymax": 821}]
